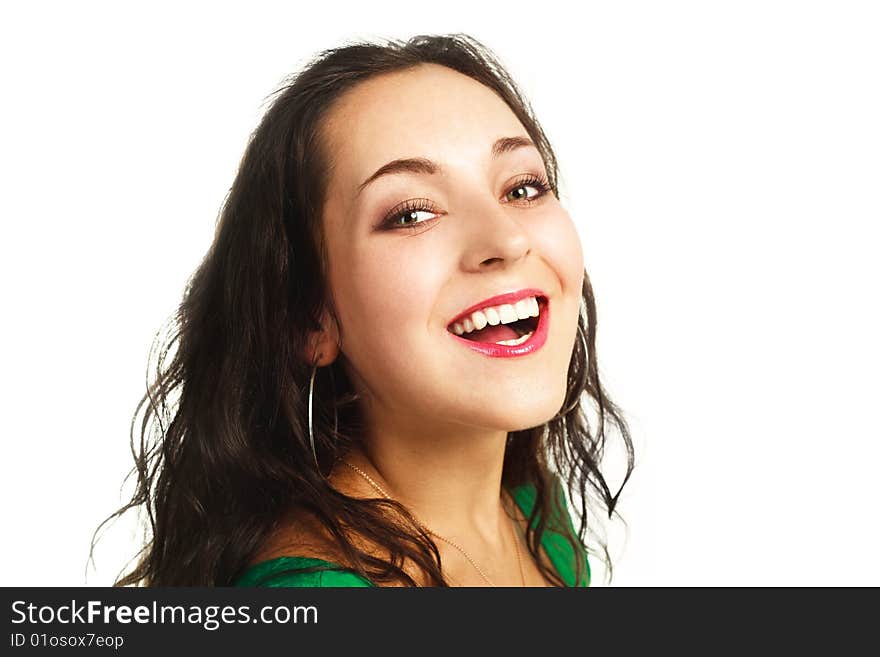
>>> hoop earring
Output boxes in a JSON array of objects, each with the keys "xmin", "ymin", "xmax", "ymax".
[
  {"xmin": 308, "ymin": 363, "xmax": 339, "ymax": 473},
  {"xmin": 552, "ymin": 314, "xmax": 589, "ymax": 421},
  {"xmin": 308, "ymin": 365, "xmax": 320, "ymax": 470}
]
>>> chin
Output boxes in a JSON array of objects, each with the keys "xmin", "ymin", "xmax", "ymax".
[{"xmin": 495, "ymin": 390, "xmax": 570, "ymax": 433}]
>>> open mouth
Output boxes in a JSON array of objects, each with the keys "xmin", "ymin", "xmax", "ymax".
[{"xmin": 447, "ymin": 296, "xmax": 546, "ymax": 346}]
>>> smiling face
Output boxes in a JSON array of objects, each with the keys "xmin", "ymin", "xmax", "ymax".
[{"xmin": 316, "ymin": 64, "xmax": 585, "ymax": 438}]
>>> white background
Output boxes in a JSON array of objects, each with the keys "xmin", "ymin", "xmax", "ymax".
[{"xmin": 1, "ymin": 1, "xmax": 877, "ymax": 586}]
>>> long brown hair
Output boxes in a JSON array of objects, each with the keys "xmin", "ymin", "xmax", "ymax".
[{"xmin": 95, "ymin": 33, "xmax": 634, "ymax": 587}]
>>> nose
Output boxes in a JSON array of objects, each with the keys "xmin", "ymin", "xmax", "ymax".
[{"xmin": 459, "ymin": 198, "xmax": 532, "ymax": 272}]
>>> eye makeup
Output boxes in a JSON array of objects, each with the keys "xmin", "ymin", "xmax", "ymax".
[{"xmin": 376, "ymin": 172, "xmax": 553, "ymax": 234}]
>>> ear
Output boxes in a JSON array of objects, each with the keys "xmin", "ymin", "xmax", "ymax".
[{"xmin": 304, "ymin": 311, "xmax": 340, "ymax": 367}]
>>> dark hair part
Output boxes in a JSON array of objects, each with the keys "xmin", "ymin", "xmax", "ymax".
[{"xmin": 94, "ymin": 33, "xmax": 633, "ymax": 587}]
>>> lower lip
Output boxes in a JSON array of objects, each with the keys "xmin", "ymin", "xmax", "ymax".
[{"xmin": 447, "ymin": 297, "xmax": 550, "ymax": 358}]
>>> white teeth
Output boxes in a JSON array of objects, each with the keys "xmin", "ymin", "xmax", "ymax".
[
  {"xmin": 449, "ymin": 295, "xmax": 543, "ymax": 336},
  {"xmin": 495, "ymin": 331, "xmax": 534, "ymax": 346},
  {"xmin": 528, "ymin": 297, "xmax": 540, "ymax": 317},
  {"xmin": 498, "ymin": 304, "xmax": 518, "ymax": 324}
]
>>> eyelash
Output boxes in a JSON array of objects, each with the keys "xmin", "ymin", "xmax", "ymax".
[{"xmin": 380, "ymin": 173, "xmax": 553, "ymax": 233}]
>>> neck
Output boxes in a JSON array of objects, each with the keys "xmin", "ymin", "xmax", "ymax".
[{"xmin": 332, "ymin": 415, "xmax": 513, "ymax": 550}]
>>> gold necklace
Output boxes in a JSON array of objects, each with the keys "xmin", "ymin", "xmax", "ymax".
[{"xmin": 341, "ymin": 460, "xmax": 526, "ymax": 587}]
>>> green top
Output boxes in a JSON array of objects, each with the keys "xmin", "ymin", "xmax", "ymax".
[{"xmin": 235, "ymin": 479, "xmax": 590, "ymax": 587}]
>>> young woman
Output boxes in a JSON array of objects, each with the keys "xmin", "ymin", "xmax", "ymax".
[{"xmin": 105, "ymin": 33, "xmax": 633, "ymax": 587}]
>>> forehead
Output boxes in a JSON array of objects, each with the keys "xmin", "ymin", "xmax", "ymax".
[{"xmin": 320, "ymin": 64, "xmax": 532, "ymax": 190}]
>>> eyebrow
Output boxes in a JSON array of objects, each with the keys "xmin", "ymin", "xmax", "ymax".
[{"xmin": 356, "ymin": 135, "xmax": 538, "ymax": 197}]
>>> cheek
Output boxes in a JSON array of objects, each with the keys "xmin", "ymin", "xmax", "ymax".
[
  {"xmin": 330, "ymin": 245, "xmax": 442, "ymax": 352},
  {"xmin": 532, "ymin": 207, "xmax": 585, "ymax": 291}
]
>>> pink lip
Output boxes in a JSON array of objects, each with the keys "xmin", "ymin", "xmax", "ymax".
[
  {"xmin": 446, "ymin": 288, "xmax": 547, "ymax": 327},
  {"xmin": 447, "ymin": 296, "xmax": 550, "ymax": 358}
]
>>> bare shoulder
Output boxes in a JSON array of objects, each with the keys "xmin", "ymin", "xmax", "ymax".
[
  {"xmin": 248, "ymin": 464, "xmax": 382, "ymax": 567},
  {"xmin": 250, "ymin": 459, "xmax": 433, "ymax": 585},
  {"xmin": 249, "ymin": 505, "xmax": 346, "ymax": 567},
  {"xmin": 250, "ymin": 463, "xmax": 369, "ymax": 567}
]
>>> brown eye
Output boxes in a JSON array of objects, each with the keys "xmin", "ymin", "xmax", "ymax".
[
  {"xmin": 395, "ymin": 208, "xmax": 435, "ymax": 226},
  {"xmin": 380, "ymin": 197, "xmax": 439, "ymax": 232},
  {"xmin": 505, "ymin": 174, "xmax": 552, "ymax": 204},
  {"xmin": 506, "ymin": 185, "xmax": 536, "ymax": 201}
]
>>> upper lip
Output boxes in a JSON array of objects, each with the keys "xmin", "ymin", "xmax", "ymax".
[{"xmin": 446, "ymin": 288, "xmax": 547, "ymax": 328}]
